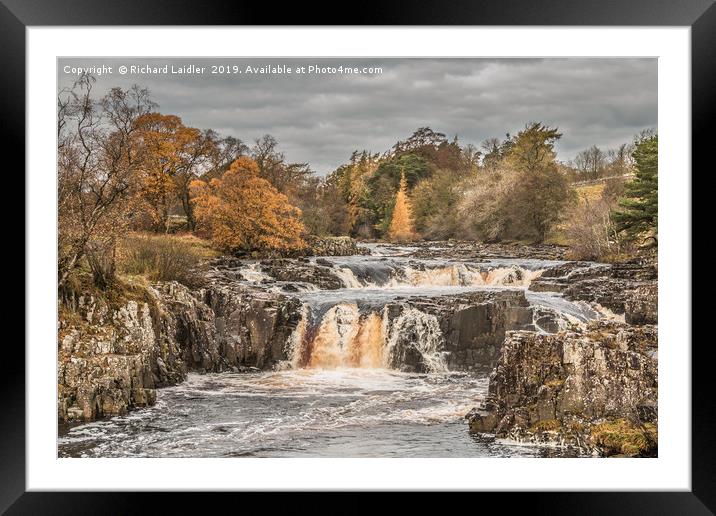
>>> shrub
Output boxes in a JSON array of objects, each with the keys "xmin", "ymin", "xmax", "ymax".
[
  {"xmin": 564, "ymin": 180, "xmax": 631, "ymax": 261},
  {"xmin": 118, "ymin": 233, "xmax": 217, "ymax": 287}
]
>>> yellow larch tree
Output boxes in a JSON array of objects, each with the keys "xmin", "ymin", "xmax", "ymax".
[{"xmin": 387, "ymin": 171, "xmax": 416, "ymax": 242}]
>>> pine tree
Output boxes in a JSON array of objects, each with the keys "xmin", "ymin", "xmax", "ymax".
[
  {"xmin": 387, "ymin": 171, "xmax": 416, "ymax": 242},
  {"xmin": 613, "ymin": 135, "xmax": 658, "ymax": 242}
]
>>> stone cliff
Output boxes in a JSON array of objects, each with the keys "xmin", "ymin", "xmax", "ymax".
[
  {"xmin": 58, "ymin": 281, "xmax": 302, "ymax": 421},
  {"xmin": 466, "ymin": 321, "xmax": 658, "ymax": 456}
]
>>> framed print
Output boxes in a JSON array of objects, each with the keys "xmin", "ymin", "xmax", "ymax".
[{"xmin": 6, "ymin": 0, "xmax": 711, "ymax": 510}]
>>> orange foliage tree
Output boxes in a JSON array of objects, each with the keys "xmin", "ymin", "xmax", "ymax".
[
  {"xmin": 134, "ymin": 113, "xmax": 214, "ymax": 232},
  {"xmin": 387, "ymin": 171, "xmax": 416, "ymax": 242},
  {"xmin": 190, "ymin": 157, "xmax": 307, "ymax": 254}
]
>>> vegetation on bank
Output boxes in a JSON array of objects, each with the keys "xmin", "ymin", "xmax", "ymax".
[
  {"xmin": 118, "ymin": 233, "xmax": 219, "ymax": 287},
  {"xmin": 590, "ymin": 418, "xmax": 658, "ymax": 457},
  {"xmin": 58, "ymin": 74, "xmax": 658, "ymax": 297}
]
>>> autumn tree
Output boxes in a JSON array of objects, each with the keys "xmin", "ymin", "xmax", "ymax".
[
  {"xmin": 606, "ymin": 143, "xmax": 634, "ymax": 176},
  {"xmin": 411, "ymin": 169, "xmax": 461, "ymax": 238},
  {"xmin": 458, "ymin": 123, "xmax": 573, "ymax": 243},
  {"xmin": 387, "ymin": 171, "xmax": 416, "ymax": 242},
  {"xmin": 481, "ymin": 135, "xmax": 513, "ymax": 172},
  {"xmin": 458, "ymin": 166, "xmax": 518, "ymax": 242},
  {"xmin": 574, "ymin": 145, "xmax": 607, "ymax": 180},
  {"xmin": 460, "ymin": 143, "xmax": 482, "ymax": 174},
  {"xmin": 392, "ymin": 127, "xmax": 462, "ymax": 171},
  {"xmin": 190, "ymin": 157, "xmax": 306, "ymax": 254},
  {"xmin": 206, "ymin": 133, "xmax": 248, "ymax": 175},
  {"xmin": 367, "ymin": 153, "xmax": 431, "ymax": 235},
  {"xmin": 133, "ymin": 113, "xmax": 215, "ymax": 232},
  {"xmin": 298, "ymin": 175, "xmax": 351, "ymax": 236},
  {"xmin": 333, "ymin": 151, "xmax": 380, "ymax": 238},
  {"xmin": 58, "ymin": 75, "xmax": 155, "ymax": 289},
  {"xmin": 173, "ymin": 129, "xmax": 217, "ymax": 231},
  {"xmin": 251, "ymin": 134, "xmax": 313, "ymax": 196}
]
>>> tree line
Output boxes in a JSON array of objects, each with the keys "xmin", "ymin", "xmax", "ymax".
[
  {"xmin": 58, "ymin": 75, "xmax": 658, "ymax": 292},
  {"xmin": 58, "ymin": 75, "xmax": 310, "ymax": 290},
  {"xmin": 322, "ymin": 124, "xmax": 656, "ymax": 252}
]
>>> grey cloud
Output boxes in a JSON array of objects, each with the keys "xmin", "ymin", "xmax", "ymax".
[{"xmin": 58, "ymin": 57, "xmax": 657, "ymax": 174}]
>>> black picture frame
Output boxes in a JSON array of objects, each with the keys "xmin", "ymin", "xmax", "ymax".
[{"xmin": 4, "ymin": 0, "xmax": 709, "ymax": 511}]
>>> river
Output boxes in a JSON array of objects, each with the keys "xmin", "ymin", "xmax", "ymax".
[{"xmin": 59, "ymin": 243, "xmax": 606, "ymax": 458}]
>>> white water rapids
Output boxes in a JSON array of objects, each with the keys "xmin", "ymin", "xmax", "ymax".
[
  {"xmin": 59, "ymin": 243, "xmax": 607, "ymax": 457},
  {"xmin": 58, "ymin": 370, "xmax": 580, "ymax": 458},
  {"xmin": 268, "ymin": 250, "xmax": 612, "ymax": 371}
]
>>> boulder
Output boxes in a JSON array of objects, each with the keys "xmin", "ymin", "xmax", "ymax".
[{"xmin": 307, "ymin": 236, "xmax": 370, "ymax": 257}]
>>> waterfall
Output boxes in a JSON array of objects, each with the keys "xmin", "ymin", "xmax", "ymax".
[
  {"xmin": 333, "ymin": 267, "xmax": 363, "ymax": 288},
  {"xmin": 287, "ymin": 303, "xmax": 447, "ymax": 372},
  {"xmin": 340, "ymin": 263, "xmax": 543, "ymax": 289},
  {"xmin": 391, "ymin": 264, "xmax": 484, "ymax": 287},
  {"xmin": 236, "ymin": 255, "xmax": 562, "ymax": 373},
  {"xmin": 384, "ymin": 307, "xmax": 448, "ymax": 373},
  {"xmin": 484, "ymin": 267, "xmax": 543, "ymax": 287},
  {"xmin": 349, "ymin": 312, "xmax": 385, "ymax": 368},
  {"xmin": 284, "ymin": 305, "xmax": 309, "ymax": 369},
  {"xmin": 306, "ymin": 303, "xmax": 362, "ymax": 368},
  {"xmin": 236, "ymin": 259, "xmax": 545, "ymax": 290},
  {"xmin": 287, "ymin": 303, "xmax": 385, "ymax": 368}
]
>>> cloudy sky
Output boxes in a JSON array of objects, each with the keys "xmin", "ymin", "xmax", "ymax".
[{"xmin": 58, "ymin": 58, "xmax": 657, "ymax": 175}]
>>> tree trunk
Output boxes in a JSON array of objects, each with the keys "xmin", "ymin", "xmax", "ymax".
[
  {"xmin": 86, "ymin": 238, "xmax": 116, "ymax": 290},
  {"xmin": 182, "ymin": 190, "xmax": 195, "ymax": 231},
  {"xmin": 58, "ymin": 250, "xmax": 83, "ymax": 289}
]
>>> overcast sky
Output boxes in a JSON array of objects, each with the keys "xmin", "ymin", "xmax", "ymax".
[{"xmin": 58, "ymin": 58, "xmax": 657, "ymax": 175}]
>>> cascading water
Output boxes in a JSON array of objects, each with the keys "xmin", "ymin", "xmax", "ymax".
[
  {"xmin": 328, "ymin": 260, "xmax": 543, "ymax": 289},
  {"xmin": 287, "ymin": 302, "xmax": 449, "ymax": 373},
  {"xmin": 248, "ymin": 252, "xmax": 605, "ymax": 373},
  {"xmin": 59, "ymin": 245, "xmax": 604, "ymax": 458},
  {"xmin": 384, "ymin": 307, "xmax": 448, "ymax": 373},
  {"xmin": 239, "ymin": 262, "xmax": 271, "ymax": 283}
]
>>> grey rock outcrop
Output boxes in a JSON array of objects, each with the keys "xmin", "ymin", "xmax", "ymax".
[
  {"xmin": 409, "ymin": 241, "xmax": 568, "ymax": 261},
  {"xmin": 307, "ymin": 236, "xmax": 370, "ymax": 256},
  {"xmin": 382, "ymin": 290, "xmax": 538, "ymax": 371},
  {"xmin": 530, "ymin": 258, "xmax": 657, "ymax": 324},
  {"xmin": 58, "ymin": 297, "xmax": 162, "ymax": 421},
  {"xmin": 58, "ymin": 281, "xmax": 303, "ymax": 421},
  {"xmin": 467, "ymin": 321, "xmax": 658, "ymax": 456},
  {"xmin": 256, "ymin": 259, "xmax": 346, "ymax": 290}
]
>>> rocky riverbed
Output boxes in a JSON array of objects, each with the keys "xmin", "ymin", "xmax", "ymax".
[{"xmin": 58, "ymin": 239, "xmax": 657, "ymax": 457}]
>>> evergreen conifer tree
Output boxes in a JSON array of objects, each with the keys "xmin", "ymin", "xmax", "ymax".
[{"xmin": 613, "ymin": 135, "xmax": 658, "ymax": 241}]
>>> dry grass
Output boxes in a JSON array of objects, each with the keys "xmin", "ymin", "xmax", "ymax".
[
  {"xmin": 590, "ymin": 418, "xmax": 658, "ymax": 456},
  {"xmin": 117, "ymin": 232, "xmax": 220, "ymax": 287},
  {"xmin": 574, "ymin": 183, "xmax": 607, "ymax": 204}
]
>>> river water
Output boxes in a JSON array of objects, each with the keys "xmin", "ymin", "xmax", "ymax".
[
  {"xmin": 59, "ymin": 369, "xmax": 581, "ymax": 458},
  {"xmin": 59, "ymin": 244, "xmax": 603, "ymax": 458}
]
